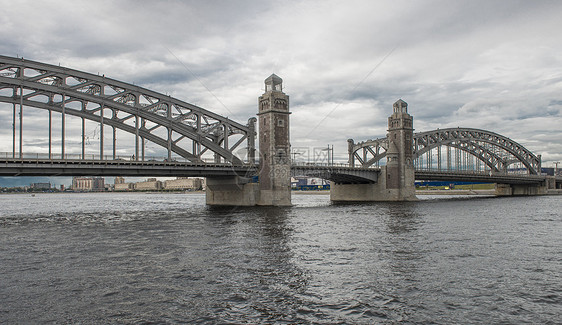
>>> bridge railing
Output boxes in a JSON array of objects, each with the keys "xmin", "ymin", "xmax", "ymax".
[
  {"xmin": 414, "ymin": 168, "xmax": 503, "ymax": 176},
  {"xmin": 414, "ymin": 168, "xmax": 547, "ymax": 182},
  {"xmin": 291, "ymin": 161, "xmax": 351, "ymax": 167},
  {"xmin": 414, "ymin": 166, "xmax": 542, "ymax": 176},
  {"xmin": 0, "ymin": 152, "xmax": 228, "ymax": 164}
]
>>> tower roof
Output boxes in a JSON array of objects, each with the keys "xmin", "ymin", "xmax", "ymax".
[
  {"xmin": 393, "ymin": 99, "xmax": 408, "ymax": 114},
  {"xmin": 393, "ymin": 99, "xmax": 408, "ymax": 109},
  {"xmin": 265, "ymin": 73, "xmax": 283, "ymax": 84}
]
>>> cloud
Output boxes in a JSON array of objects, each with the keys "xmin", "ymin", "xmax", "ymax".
[{"xmin": 1, "ymin": 0, "xmax": 562, "ymax": 166}]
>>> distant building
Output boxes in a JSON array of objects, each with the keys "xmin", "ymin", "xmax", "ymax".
[
  {"xmin": 72, "ymin": 177, "xmax": 91, "ymax": 191},
  {"xmin": 114, "ymin": 182, "xmax": 134, "ymax": 191},
  {"xmin": 291, "ymin": 176, "xmax": 329, "ymax": 190},
  {"xmin": 115, "ymin": 183, "xmax": 135, "ymax": 191},
  {"xmin": 93, "ymin": 178, "xmax": 105, "ymax": 191},
  {"xmin": 164, "ymin": 177, "xmax": 203, "ymax": 190},
  {"xmin": 112, "ymin": 176, "xmax": 128, "ymax": 191},
  {"xmin": 31, "ymin": 182, "xmax": 51, "ymax": 190},
  {"xmin": 72, "ymin": 177, "xmax": 105, "ymax": 191},
  {"xmin": 113, "ymin": 176, "xmax": 133, "ymax": 191},
  {"xmin": 135, "ymin": 178, "xmax": 163, "ymax": 191},
  {"xmin": 291, "ymin": 176, "xmax": 328, "ymax": 187}
]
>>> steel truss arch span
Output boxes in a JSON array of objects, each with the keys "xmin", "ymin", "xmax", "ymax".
[
  {"xmin": 348, "ymin": 137, "xmax": 388, "ymax": 167},
  {"xmin": 0, "ymin": 55, "xmax": 255, "ymax": 164},
  {"xmin": 349, "ymin": 128, "xmax": 541, "ymax": 174}
]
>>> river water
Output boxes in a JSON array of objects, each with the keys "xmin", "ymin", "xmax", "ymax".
[{"xmin": 0, "ymin": 192, "xmax": 560, "ymax": 324}]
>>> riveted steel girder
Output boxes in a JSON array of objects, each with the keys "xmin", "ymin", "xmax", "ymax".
[
  {"xmin": 348, "ymin": 137, "xmax": 388, "ymax": 167},
  {"xmin": 291, "ymin": 165, "xmax": 380, "ymax": 184},
  {"xmin": 0, "ymin": 55, "xmax": 255, "ymax": 165},
  {"xmin": 349, "ymin": 128, "xmax": 541, "ymax": 174}
]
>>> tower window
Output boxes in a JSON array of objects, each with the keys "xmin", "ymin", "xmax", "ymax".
[{"xmin": 277, "ymin": 119, "xmax": 284, "ymax": 127}]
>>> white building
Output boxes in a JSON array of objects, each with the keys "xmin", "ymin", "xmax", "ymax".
[
  {"xmin": 134, "ymin": 178, "xmax": 163, "ymax": 191},
  {"xmin": 164, "ymin": 177, "xmax": 203, "ymax": 190}
]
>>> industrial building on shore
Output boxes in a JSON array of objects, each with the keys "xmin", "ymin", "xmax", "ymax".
[
  {"xmin": 72, "ymin": 177, "xmax": 105, "ymax": 192},
  {"xmin": 114, "ymin": 177, "xmax": 204, "ymax": 192},
  {"xmin": 70, "ymin": 176, "xmax": 204, "ymax": 192},
  {"xmin": 163, "ymin": 177, "xmax": 203, "ymax": 191}
]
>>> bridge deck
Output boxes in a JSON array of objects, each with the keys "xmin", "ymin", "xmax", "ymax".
[
  {"xmin": 0, "ymin": 158, "xmax": 255, "ymax": 177},
  {"xmin": 0, "ymin": 158, "xmax": 551, "ymax": 186},
  {"xmin": 291, "ymin": 164, "xmax": 381, "ymax": 183},
  {"xmin": 415, "ymin": 170, "xmax": 547, "ymax": 185}
]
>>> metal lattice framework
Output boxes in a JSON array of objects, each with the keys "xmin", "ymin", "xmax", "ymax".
[
  {"xmin": 349, "ymin": 128, "xmax": 542, "ymax": 175},
  {"xmin": 0, "ymin": 55, "xmax": 256, "ymax": 164}
]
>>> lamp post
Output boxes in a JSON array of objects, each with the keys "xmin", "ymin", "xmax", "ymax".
[
  {"xmin": 323, "ymin": 145, "xmax": 334, "ymax": 166},
  {"xmin": 291, "ymin": 149, "xmax": 302, "ymax": 164}
]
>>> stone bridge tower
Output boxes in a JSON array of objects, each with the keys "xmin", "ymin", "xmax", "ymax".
[
  {"xmin": 257, "ymin": 74, "xmax": 291, "ymax": 206},
  {"xmin": 385, "ymin": 99, "xmax": 416, "ymax": 200},
  {"xmin": 205, "ymin": 74, "xmax": 291, "ymax": 206},
  {"xmin": 331, "ymin": 99, "xmax": 417, "ymax": 202}
]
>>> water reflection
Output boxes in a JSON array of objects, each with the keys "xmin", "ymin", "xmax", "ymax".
[
  {"xmin": 200, "ymin": 206, "xmax": 311, "ymax": 322},
  {"xmin": 385, "ymin": 202, "xmax": 422, "ymax": 234},
  {"xmin": 379, "ymin": 202, "xmax": 427, "ymax": 319}
]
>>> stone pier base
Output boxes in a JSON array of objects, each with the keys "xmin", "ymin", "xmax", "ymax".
[
  {"xmin": 257, "ymin": 189, "xmax": 291, "ymax": 206},
  {"xmin": 205, "ymin": 176, "xmax": 291, "ymax": 206},
  {"xmin": 205, "ymin": 176, "xmax": 259, "ymax": 206},
  {"xmin": 330, "ymin": 167, "xmax": 417, "ymax": 202},
  {"xmin": 495, "ymin": 183, "xmax": 547, "ymax": 196},
  {"xmin": 330, "ymin": 182, "xmax": 418, "ymax": 202}
]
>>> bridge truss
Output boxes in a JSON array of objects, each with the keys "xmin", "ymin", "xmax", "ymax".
[
  {"xmin": 349, "ymin": 128, "xmax": 542, "ymax": 175},
  {"xmin": 0, "ymin": 55, "xmax": 256, "ymax": 165}
]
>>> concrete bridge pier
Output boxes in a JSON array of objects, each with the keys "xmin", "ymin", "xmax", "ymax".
[
  {"xmin": 205, "ymin": 176, "xmax": 260, "ymax": 206},
  {"xmin": 330, "ymin": 165, "xmax": 417, "ymax": 202},
  {"xmin": 331, "ymin": 100, "xmax": 417, "ymax": 202},
  {"xmin": 495, "ymin": 183, "xmax": 548, "ymax": 196}
]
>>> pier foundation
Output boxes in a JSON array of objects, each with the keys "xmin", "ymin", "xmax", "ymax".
[
  {"xmin": 205, "ymin": 176, "xmax": 259, "ymax": 206},
  {"xmin": 495, "ymin": 183, "xmax": 548, "ymax": 196},
  {"xmin": 331, "ymin": 166, "xmax": 417, "ymax": 202}
]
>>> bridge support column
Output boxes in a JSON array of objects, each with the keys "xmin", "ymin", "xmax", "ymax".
[
  {"xmin": 205, "ymin": 176, "xmax": 260, "ymax": 206},
  {"xmin": 331, "ymin": 166, "xmax": 417, "ymax": 202},
  {"xmin": 546, "ymin": 176, "xmax": 556, "ymax": 190},
  {"xmin": 495, "ymin": 183, "xmax": 547, "ymax": 196}
]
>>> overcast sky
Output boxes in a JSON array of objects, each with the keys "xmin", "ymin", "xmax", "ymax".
[{"xmin": 1, "ymin": 0, "xmax": 562, "ymax": 166}]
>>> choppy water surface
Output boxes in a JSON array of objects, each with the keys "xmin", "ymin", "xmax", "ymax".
[{"xmin": 0, "ymin": 192, "xmax": 560, "ymax": 324}]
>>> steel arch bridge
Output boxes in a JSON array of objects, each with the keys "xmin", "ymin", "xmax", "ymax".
[
  {"xmin": 348, "ymin": 127, "xmax": 542, "ymax": 175},
  {"xmin": 0, "ymin": 55, "xmax": 256, "ymax": 165}
]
